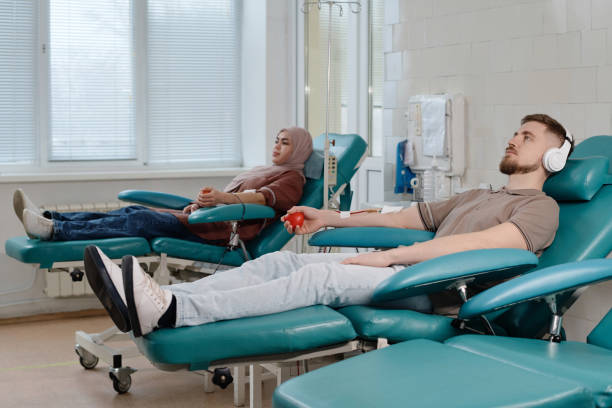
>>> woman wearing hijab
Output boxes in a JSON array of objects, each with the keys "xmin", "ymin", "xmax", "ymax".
[{"xmin": 14, "ymin": 127, "xmax": 313, "ymax": 244}]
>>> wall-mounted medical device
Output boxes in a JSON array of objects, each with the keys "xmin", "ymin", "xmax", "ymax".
[{"xmin": 401, "ymin": 94, "xmax": 465, "ymax": 201}]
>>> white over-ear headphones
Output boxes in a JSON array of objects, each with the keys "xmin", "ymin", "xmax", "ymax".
[{"xmin": 542, "ymin": 127, "xmax": 573, "ymax": 173}]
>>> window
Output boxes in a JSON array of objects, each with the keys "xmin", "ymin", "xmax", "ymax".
[
  {"xmin": 303, "ymin": 0, "xmax": 384, "ymax": 157},
  {"xmin": 305, "ymin": 5, "xmax": 353, "ymax": 138},
  {"xmin": 0, "ymin": 0, "xmax": 242, "ymax": 171},
  {"xmin": 0, "ymin": 0, "xmax": 37, "ymax": 165},
  {"xmin": 147, "ymin": 0, "xmax": 241, "ymax": 166},
  {"xmin": 49, "ymin": 0, "xmax": 134, "ymax": 161},
  {"xmin": 369, "ymin": 0, "xmax": 384, "ymax": 157}
]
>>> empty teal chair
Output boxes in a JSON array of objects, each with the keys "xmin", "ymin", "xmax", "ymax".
[{"xmin": 273, "ymin": 258, "xmax": 612, "ymax": 408}]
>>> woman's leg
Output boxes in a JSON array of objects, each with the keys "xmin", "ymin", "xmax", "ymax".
[
  {"xmin": 174, "ymin": 260, "xmax": 397, "ymax": 327},
  {"xmin": 44, "ymin": 205, "xmax": 148, "ymax": 222},
  {"xmin": 51, "ymin": 207, "xmax": 203, "ymax": 241}
]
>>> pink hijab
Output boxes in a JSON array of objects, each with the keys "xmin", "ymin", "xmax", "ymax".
[{"xmin": 224, "ymin": 127, "xmax": 313, "ymax": 192}]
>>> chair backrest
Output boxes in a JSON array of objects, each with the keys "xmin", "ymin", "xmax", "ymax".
[
  {"xmin": 495, "ymin": 135, "xmax": 612, "ymax": 337},
  {"xmin": 246, "ymin": 133, "xmax": 367, "ymax": 259},
  {"xmin": 587, "ymin": 307, "xmax": 612, "ymax": 350}
]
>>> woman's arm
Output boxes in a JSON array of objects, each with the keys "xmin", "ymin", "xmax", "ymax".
[{"xmin": 195, "ymin": 187, "xmax": 266, "ymax": 207}]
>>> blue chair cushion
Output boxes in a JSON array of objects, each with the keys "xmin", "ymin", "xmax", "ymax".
[
  {"xmin": 338, "ymin": 305, "xmax": 460, "ymax": 343},
  {"xmin": 309, "ymin": 227, "xmax": 434, "ymax": 248},
  {"xmin": 118, "ymin": 190, "xmax": 193, "ymax": 210},
  {"xmin": 372, "ymin": 248, "xmax": 538, "ymax": 303},
  {"xmin": 151, "ymin": 237, "xmax": 249, "ymax": 267},
  {"xmin": 188, "ymin": 204, "xmax": 275, "ymax": 224},
  {"xmin": 544, "ymin": 156, "xmax": 610, "ymax": 201},
  {"xmin": 303, "ymin": 148, "xmax": 324, "ymax": 179},
  {"xmin": 447, "ymin": 334, "xmax": 612, "ymax": 401},
  {"xmin": 588, "ymin": 308, "xmax": 612, "ymax": 350},
  {"xmin": 273, "ymin": 339, "xmax": 594, "ymax": 408},
  {"xmin": 135, "ymin": 305, "xmax": 357, "ymax": 371},
  {"xmin": 5, "ymin": 236, "xmax": 151, "ymax": 269}
]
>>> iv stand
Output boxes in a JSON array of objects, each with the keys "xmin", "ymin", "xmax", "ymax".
[{"xmin": 301, "ymin": 0, "xmax": 361, "ymax": 210}]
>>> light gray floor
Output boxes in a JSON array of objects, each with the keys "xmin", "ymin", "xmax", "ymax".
[{"xmin": 0, "ymin": 315, "xmax": 275, "ymax": 407}]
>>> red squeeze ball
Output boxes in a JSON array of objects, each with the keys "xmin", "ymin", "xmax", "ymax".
[{"xmin": 286, "ymin": 212, "xmax": 305, "ymax": 228}]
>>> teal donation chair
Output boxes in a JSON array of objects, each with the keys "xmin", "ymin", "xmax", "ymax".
[
  {"xmin": 3, "ymin": 134, "xmax": 368, "ymax": 404},
  {"xmin": 273, "ymin": 258, "xmax": 612, "ymax": 408},
  {"xmin": 126, "ymin": 136, "xmax": 612, "ymax": 406},
  {"xmin": 308, "ymin": 135, "xmax": 612, "ymax": 344}
]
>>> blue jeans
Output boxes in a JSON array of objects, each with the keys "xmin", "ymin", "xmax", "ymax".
[{"xmin": 46, "ymin": 205, "xmax": 204, "ymax": 242}]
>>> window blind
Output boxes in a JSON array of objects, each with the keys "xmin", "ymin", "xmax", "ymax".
[
  {"xmin": 0, "ymin": 0, "xmax": 36, "ymax": 165},
  {"xmin": 370, "ymin": 0, "xmax": 384, "ymax": 156},
  {"xmin": 147, "ymin": 0, "xmax": 242, "ymax": 166},
  {"xmin": 49, "ymin": 0, "xmax": 134, "ymax": 161}
]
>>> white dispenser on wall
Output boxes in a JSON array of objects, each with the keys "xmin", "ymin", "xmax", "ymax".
[{"xmin": 404, "ymin": 94, "xmax": 465, "ymax": 201}]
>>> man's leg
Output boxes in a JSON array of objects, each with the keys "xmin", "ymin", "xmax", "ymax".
[
  {"xmin": 175, "ymin": 260, "xmax": 398, "ymax": 327},
  {"xmin": 167, "ymin": 251, "xmax": 353, "ymax": 295}
]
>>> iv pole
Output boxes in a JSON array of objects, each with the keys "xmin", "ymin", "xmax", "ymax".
[{"xmin": 301, "ymin": 0, "xmax": 361, "ymax": 210}]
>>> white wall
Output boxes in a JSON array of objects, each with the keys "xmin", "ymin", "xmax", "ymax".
[
  {"xmin": 0, "ymin": 0, "xmax": 296, "ymax": 319},
  {"xmin": 385, "ymin": 0, "xmax": 612, "ymax": 340}
]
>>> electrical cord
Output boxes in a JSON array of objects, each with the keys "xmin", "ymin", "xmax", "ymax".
[{"xmin": 212, "ymin": 193, "xmax": 247, "ymax": 274}]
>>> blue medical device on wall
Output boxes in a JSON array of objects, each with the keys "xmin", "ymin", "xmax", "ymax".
[{"xmin": 394, "ymin": 140, "xmax": 416, "ymax": 194}]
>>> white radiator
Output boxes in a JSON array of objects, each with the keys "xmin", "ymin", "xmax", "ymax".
[{"xmin": 41, "ymin": 201, "xmax": 128, "ymax": 298}]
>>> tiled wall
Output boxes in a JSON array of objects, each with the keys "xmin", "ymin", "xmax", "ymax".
[{"xmin": 384, "ymin": 0, "xmax": 611, "ymax": 340}]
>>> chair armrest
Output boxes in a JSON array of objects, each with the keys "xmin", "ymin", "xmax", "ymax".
[
  {"xmin": 459, "ymin": 259, "xmax": 612, "ymax": 319},
  {"xmin": 188, "ymin": 204, "xmax": 276, "ymax": 224},
  {"xmin": 118, "ymin": 190, "xmax": 193, "ymax": 210},
  {"xmin": 308, "ymin": 227, "xmax": 435, "ymax": 248},
  {"xmin": 372, "ymin": 249, "xmax": 538, "ymax": 303}
]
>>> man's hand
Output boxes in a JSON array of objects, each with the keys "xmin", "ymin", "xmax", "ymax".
[
  {"xmin": 182, "ymin": 203, "xmax": 199, "ymax": 214},
  {"xmin": 340, "ymin": 251, "xmax": 393, "ymax": 267},
  {"xmin": 196, "ymin": 187, "xmax": 225, "ymax": 207},
  {"xmin": 282, "ymin": 206, "xmax": 327, "ymax": 235}
]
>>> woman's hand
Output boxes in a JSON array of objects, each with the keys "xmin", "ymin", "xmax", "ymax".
[
  {"xmin": 196, "ymin": 187, "xmax": 226, "ymax": 207},
  {"xmin": 282, "ymin": 206, "xmax": 327, "ymax": 235},
  {"xmin": 340, "ymin": 251, "xmax": 393, "ymax": 267},
  {"xmin": 182, "ymin": 203, "xmax": 200, "ymax": 214}
]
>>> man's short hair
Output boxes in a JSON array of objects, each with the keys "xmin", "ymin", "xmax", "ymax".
[{"xmin": 521, "ymin": 113, "xmax": 575, "ymax": 157}]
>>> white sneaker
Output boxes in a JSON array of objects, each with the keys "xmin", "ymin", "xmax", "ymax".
[
  {"xmin": 13, "ymin": 189, "xmax": 41, "ymax": 239},
  {"xmin": 83, "ymin": 246, "xmax": 131, "ymax": 332},
  {"xmin": 122, "ymin": 255, "xmax": 172, "ymax": 337},
  {"xmin": 23, "ymin": 209, "xmax": 53, "ymax": 240}
]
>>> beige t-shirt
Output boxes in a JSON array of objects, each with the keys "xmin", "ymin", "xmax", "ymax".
[
  {"xmin": 416, "ymin": 187, "xmax": 559, "ymax": 315},
  {"xmin": 417, "ymin": 187, "xmax": 559, "ymax": 256}
]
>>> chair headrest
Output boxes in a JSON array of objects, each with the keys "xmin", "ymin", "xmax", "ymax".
[
  {"xmin": 543, "ymin": 156, "xmax": 610, "ymax": 201},
  {"xmin": 304, "ymin": 149, "xmax": 324, "ymax": 180}
]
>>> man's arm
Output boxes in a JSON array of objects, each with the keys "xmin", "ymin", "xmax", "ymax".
[
  {"xmin": 282, "ymin": 205, "xmax": 425, "ymax": 234},
  {"xmin": 341, "ymin": 222, "xmax": 527, "ymax": 267}
]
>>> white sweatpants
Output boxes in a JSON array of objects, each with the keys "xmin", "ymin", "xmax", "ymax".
[{"xmin": 165, "ymin": 251, "xmax": 408, "ymax": 327}]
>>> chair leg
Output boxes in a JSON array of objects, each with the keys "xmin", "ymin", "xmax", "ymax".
[
  {"xmin": 249, "ymin": 364, "xmax": 262, "ymax": 408},
  {"xmin": 153, "ymin": 253, "xmax": 170, "ymax": 285},
  {"xmin": 233, "ymin": 365, "xmax": 246, "ymax": 407},
  {"xmin": 277, "ymin": 366, "xmax": 291, "ymax": 387},
  {"xmin": 203, "ymin": 371, "xmax": 215, "ymax": 393}
]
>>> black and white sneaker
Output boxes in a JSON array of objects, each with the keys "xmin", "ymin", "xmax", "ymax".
[{"xmin": 84, "ymin": 245, "xmax": 131, "ymax": 332}]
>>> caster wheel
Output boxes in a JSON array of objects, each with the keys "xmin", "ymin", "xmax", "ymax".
[
  {"xmin": 75, "ymin": 346, "xmax": 99, "ymax": 369},
  {"xmin": 109, "ymin": 372, "xmax": 131, "ymax": 394},
  {"xmin": 212, "ymin": 367, "xmax": 233, "ymax": 389}
]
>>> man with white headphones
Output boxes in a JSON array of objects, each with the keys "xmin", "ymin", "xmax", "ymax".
[{"xmin": 86, "ymin": 114, "xmax": 575, "ymax": 334}]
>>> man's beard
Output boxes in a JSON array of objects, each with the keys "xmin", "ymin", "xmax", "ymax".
[{"xmin": 499, "ymin": 156, "xmax": 540, "ymax": 175}]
